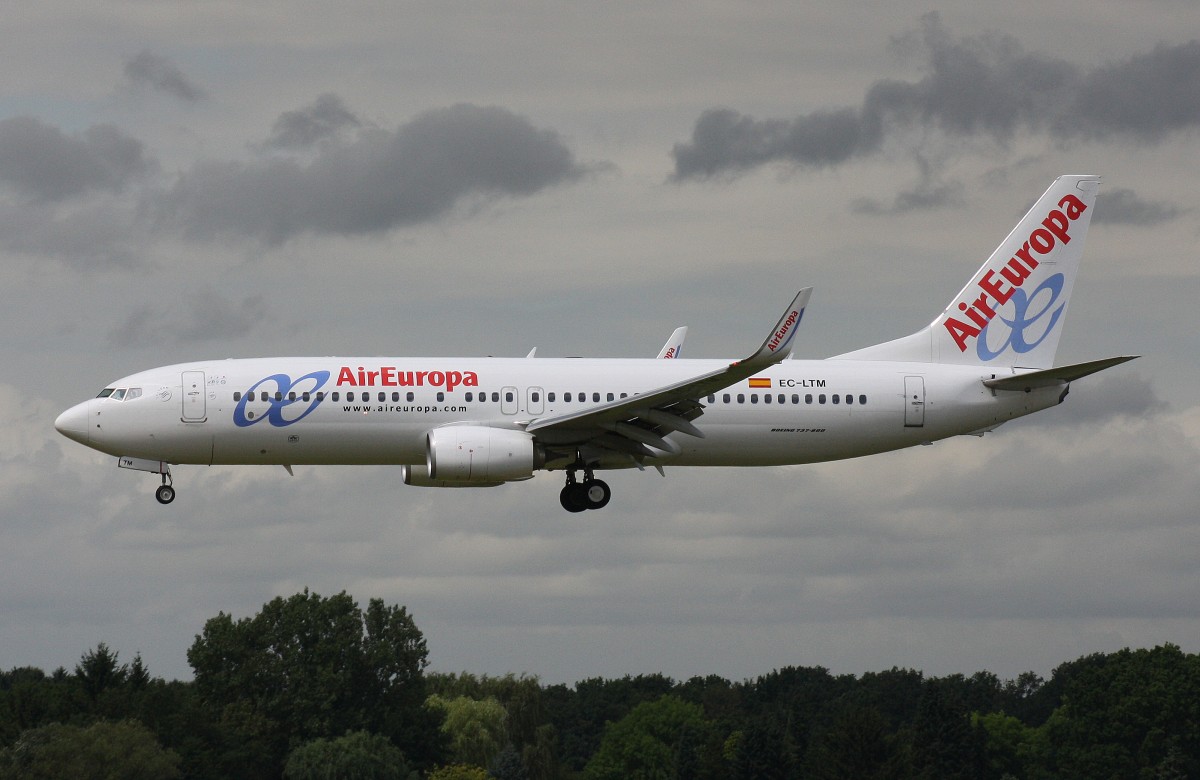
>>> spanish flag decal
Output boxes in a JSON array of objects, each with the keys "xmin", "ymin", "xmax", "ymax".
[{"xmin": 749, "ymin": 377, "xmax": 771, "ymax": 389}]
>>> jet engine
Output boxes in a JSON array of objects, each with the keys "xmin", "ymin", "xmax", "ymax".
[{"xmin": 404, "ymin": 426, "xmax": 539, "ymax": 487}]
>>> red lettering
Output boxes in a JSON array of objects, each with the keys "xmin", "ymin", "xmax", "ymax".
[
  {"xmin": 978, "ymin": 270, "xmax": 1013, "ymax": 306},
  {"xmin": 1000, "ymin": 257, "xmax": 1033, "ymax": 286},
  {"xmin": 1041, "ymin": 209, "xmax": 1071, "ymax": 244},
  {"xmin": 1029, "ymin": 228, "xmax": 1055, "ymax": 254},
  {"xmin": 335, "ymin": 366, "xmax": 479, "ymax": 390},
  {"xmin": 1015, "ymin": 242, "xmax": 1039, "ymax": 271},
  {"xmin": 1059, "ymin": 193, "xmax": 1086, "ymax": 220},
  {"xmin": 944, "ymin": 317, "xmax": 980, "ymax": 351}
]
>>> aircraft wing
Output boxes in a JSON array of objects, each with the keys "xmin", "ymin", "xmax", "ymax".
[
  {"xmin": 982, "ymin": 355, "xmax": 1139, "ymax": 391},
  {"xmin": 526, "ymin": 288, "xmax": 811, "ymax": 459}
]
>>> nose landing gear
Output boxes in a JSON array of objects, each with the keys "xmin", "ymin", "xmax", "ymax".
[
  {"xmin": 117, "ymin": 456, "xmax": 175, "ymax": 504},
  {"xmin": 559, "ymin": 464, "xmax": 611, "ymax": 512}
]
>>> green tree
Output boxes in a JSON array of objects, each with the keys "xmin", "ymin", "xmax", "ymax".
[
  {"xmin": 284, "ymin": 730, "xmax": 417, "ymax": 779},
  {"xmin": 187, "ymin": 589, "xmax": 443, "ymax": 770},
  {"xmin": 428, "ymin": 764, "xmax": 489, "ymax": 780},
  {"xmin": 75, "ymin": 642, "xmax": 127, "ymax": 701},
  {"xmin": 0, "ymin": 719, "xmax": 180, "ymax": 780},
  {"xmin": 584, "ymin": 694, "xmax": 708, "ymax": 780},
  {"xmin": 427, "ymin": 694, "xmax": 509, "ymax": 768}
]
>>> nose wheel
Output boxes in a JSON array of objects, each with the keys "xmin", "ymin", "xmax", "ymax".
[
  {"xmin": 155, "ymin": 472, "xmax": 176, "ymax": 504},
  {"xmin": 560, "ymin": 465, "xmax": 610, "ymax": 512}
]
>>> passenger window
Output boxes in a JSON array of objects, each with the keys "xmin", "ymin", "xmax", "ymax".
[
  {"xmin": 565, "ymin": 392, "xmax": 573, "ymax": 402},
  {"xmin": 302, "ymin": 392, "xmax": 311, "ymax": 402},
  {"xmin": 492, "ymin": 392, "xmax": 500, "ymax": 402},
  {"xmin": 607, "ymin": 393, "xmax": 614, "ymax": 402},
  {"xmin": 378, "ymin": 392, "xmax": 386, "ymax": 402},
  {"xmin": 437, "ymin": 392, "xmax": 445, "ymax": 402},
  {"xmin": 290, "ymin": 392, "xmax": 297, "ymax": 402},
  {"xmin": 532, "ymin": 392, "xmax": 540, "ymax": 403},
  {"xmin": 860, "ymin": 395, "xmax": 867, "ymax": 405},
  {"xmin": 792, "ymin": 394, "xmax": 799, "ymax": 404},
  {"xmin": 316, "ymin": 392, "xmax": 325, "ymax": 401},
  {"xmin": 763, "ymin": 394, "xmax": 772, "ymax": 404},
  {"xmin": 408, "ymin": 392, "xmax": 415, "ymax": 402},
  {"xmin": 548, "ymin": 392, "xmax": 556, "ymax": 402},
  {"xmin": 465, "ymin": 392, "xmax": 473, "ymax": 402},
  {"xmin": 751, "ymin": 394, "xmax": 758, "ymax": 404},
  {"xmin": 505, "ymin": 391, "xmax": 514, "ymax": 403},
  {"xmin": 261, "ymin": 391, "xmax": 269, "ymax": 402},
  {"xmin": 392, "ymin": 392, "xmax": 400, "ymax": 402},
  {"xmin": 832, "ymin": 394, "xmax": 839, "ymax": 404},
  {"xmin": 332, "ymin": 392, "xmax": 339, "ymax": 402},
  {"xmin": 737, "ymin": 394, "xmax": 745, "ymax": 404},
  {"xmin": 234, "ymin": 391, "xmax": 242, "ymax": 402},
  {"xmin": 593, "ymin": 392, "xmax": 600, "ymax": 402},
  {"xmin": 723, "ymin": 394, "xmax": 731, "ymax": 404},
  {"xmin": 707, "ymin": 395, "xmax": 715, "ymax": 403},
  {"xmin": 819, "ymin": 394, "xmax": 827, "ymax": 404},
  {"xmin": 275, "ymin": 392, "xmax": 283, "ymax": 402}
]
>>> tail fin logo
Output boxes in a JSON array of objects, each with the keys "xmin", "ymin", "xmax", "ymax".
[
  {"xmin": 944, "ymin": 193, "xmax": 1087, "ymax": 355},
  {"xmin": 975, "ymin": 274, "xmax": 1065, "ymax": 360}
]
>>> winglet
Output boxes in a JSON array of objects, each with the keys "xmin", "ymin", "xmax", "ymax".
[
  {"xmin": 737, "ymin": 288, "xmax": 812, "ymax": 371},
  {"xmin": 657, "ymin": 327, "xmax": 688, "ymax": 359}
]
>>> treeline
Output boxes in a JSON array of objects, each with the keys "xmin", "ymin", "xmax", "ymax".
[{"xmin": 1, "ymin": 590, "xmax": 1198, "ymax": 779}]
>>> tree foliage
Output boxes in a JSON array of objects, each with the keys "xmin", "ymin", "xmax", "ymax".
[
  {"xmin": 0, "ymin": 596, "xmax": 1197, "ymax": 780},
  {"xmin": 186, "ymin": 589, "xmax": 441, "ymax": 769}
]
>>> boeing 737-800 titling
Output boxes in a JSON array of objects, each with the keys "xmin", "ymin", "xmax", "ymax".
[{"xmin": 56, "ymin": 175, "xmax": 1137, "ymax": 512}]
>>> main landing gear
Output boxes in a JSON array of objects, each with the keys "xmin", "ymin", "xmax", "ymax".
[{"xmin": 559, "ymin": 464, "xmax": 610, "ymax": 513}]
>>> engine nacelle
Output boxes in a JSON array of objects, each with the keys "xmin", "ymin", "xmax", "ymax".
[{"xmin": 416, "ymin": 425, "xmax": 539, "ymax": 486}]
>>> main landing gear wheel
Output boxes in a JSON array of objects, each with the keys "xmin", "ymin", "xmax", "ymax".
[
  {"xmin": 155, "ymin": 484, "xmax": 176, "ymax": 504},
  {"xmin": 560, "ymin": 466, "xmax": 611, "ymax": 512}
]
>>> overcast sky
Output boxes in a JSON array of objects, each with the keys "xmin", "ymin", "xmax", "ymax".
[{"xmin": 3, "ymin": 1, "xmax": 1198, "ymax": 684}]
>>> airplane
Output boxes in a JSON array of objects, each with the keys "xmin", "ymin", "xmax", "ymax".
[{"xmin": 55, "ymin": 175, "xmax": 1137, "ymax": 512}]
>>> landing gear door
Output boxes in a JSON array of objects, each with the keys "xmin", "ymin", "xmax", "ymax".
[
  {"xmin": 182, "ymin": 371, "xmax": 207, "ymax": 422},
  {"xmin": 904, "ymin": 375, "xmax": 925, "ymax": 428}
]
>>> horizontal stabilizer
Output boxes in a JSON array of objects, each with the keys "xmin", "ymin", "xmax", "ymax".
[{"xmin": 983, "ymin": 355, "xmax": 1139, "ymax": 391}]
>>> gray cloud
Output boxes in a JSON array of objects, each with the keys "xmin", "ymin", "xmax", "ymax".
[
  {"xmin": 1094, "ymin": 187, "xmax": 1188, "ymax": 226},
  {"xmin": 109, "ymin": 292, "xmax": 268, "ymax": 347},
  {"xmin": 123, "ymin": 50, "xmax": 207, "ymax": 103},
  {"xmin": 158, "ymin": 104, "xmax": 588, "ymax": 244},
  {"xmin": 0, "ymin": 117, "xmax": 155, "ymax": 201},
  {"xmin": 672, "ymin": 14, "xmax": 1200, "ymax": 180},
  {"xmin": 262, "ymin": 93, "xmax": 362, "ymax": 151}
]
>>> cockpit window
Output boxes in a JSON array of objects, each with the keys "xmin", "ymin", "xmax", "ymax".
[
  {"xmin": 97, "ymin": 388, "xmax": 115, "ymax": 398},
  {"xmin": 111, "ymin": 389, "xmax": 127, "ymax": 401},
  {"xmin": 126, "ymin": 388, "xmax": 142, "ymax": 400}
]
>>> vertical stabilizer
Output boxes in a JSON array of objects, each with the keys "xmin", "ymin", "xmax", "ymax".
[{"xmin": 832, "ymin": 175, "xmax": 1100, "ymax": 368}]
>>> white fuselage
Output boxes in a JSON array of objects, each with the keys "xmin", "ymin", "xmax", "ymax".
[{"xmin": 57, "ymin": 356, "xmax": 1062, "ymax": 469}]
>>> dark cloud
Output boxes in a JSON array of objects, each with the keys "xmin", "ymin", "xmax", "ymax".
[
  {"xmin": 157, "ymin": 104, "xmax": 587, "ymax": 244},
  {"xmin": 672, "ymin": 14, "xmax": 1200, "ymax": 180},
  {"xmin": 262, "ymin": 93, "xmax": 362, "ymax": 150},
  {"xmin": 123, "ymin": 50, "xmax": 207, "ymax": 103},
  {"xmin": 109, "ymin": 292, "xmax": 268, "ymax": 346},
  {"xmin": 1094, "ymin": 187, "xmax": 1188, "ymax": 226},
  {"xmin": 0, "ymin": 117, "xmax": 155, "ymax": 201}
]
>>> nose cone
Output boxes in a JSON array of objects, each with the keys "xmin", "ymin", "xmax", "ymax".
[{"xmin": 54, "ymin": 401, "xmax": 91, "ymax": 445}]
